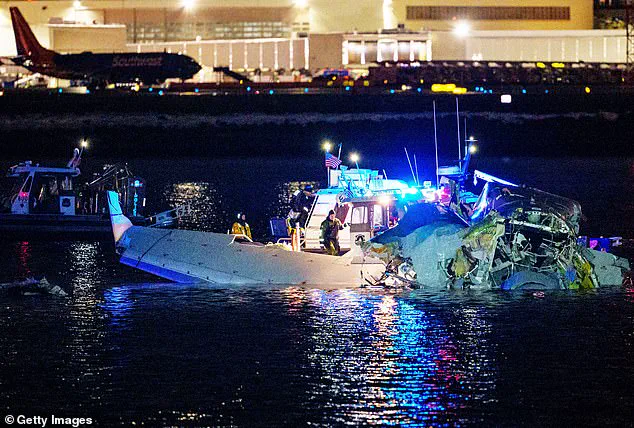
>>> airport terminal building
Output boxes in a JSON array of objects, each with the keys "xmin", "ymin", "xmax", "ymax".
[{"xmin": 0, "ymin": 0, "xmax": 627, "ymax": 82}]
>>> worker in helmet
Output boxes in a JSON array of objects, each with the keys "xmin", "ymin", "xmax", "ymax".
[
  {"xmin": 320, "ymin": 209, "xmax": 345, "ymax": 256},
  {"xmin": 231, "ymin": 212, "xmax": 252, "ymax": 240}
]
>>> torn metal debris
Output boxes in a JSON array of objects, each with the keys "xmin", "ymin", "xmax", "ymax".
[{"xmin": 363, "ymin": 170, "xmax": 631, "ymax": 291}]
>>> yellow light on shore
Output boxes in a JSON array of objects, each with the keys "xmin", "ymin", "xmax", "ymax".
[{"xmin": 431, "ymin": 83, "xmax": 456, "ymax": 93}]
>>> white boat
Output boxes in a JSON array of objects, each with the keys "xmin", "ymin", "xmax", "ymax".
[
  {"xmin": 107, "ymin": 190, "xmax": 387, "ymax": 287},
  {"xmin": 284, "ymin": 166, "xmax": 428, "ymax": 252}
]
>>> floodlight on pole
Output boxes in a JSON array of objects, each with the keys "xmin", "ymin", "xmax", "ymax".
[
  {"xmin": 181, "ymin": 0, "xmax": 196, "ymax": 10},
  {"xmin": 350, "ymin": 152, "xmax": 360, "ymax": 170},
  {"xmin": 322, "ymin": 140, "xmax": 332, "ymax": 152},
  {"xmin": 453, "ymin": 21, "xmax": 470, "ymax": 38}
]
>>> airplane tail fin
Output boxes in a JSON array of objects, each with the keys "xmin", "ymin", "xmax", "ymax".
[
  {"xmin": 10, "ymin": 7, "xmax": 54, "ymax": 61},
  {"xmin": 107, "ymin": 191, "xmax": 133, "ymax": 243}
]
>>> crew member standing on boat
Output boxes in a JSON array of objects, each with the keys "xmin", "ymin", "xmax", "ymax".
[
  {"xmin": 231, "ymin": 213, "xmax": 252, "ymax": 240},
  {"xmin": 292, "ymin": 185, "xmax": 316, "ymax": 228},
  {"xmin": 320, "ymin": 210, "xmax": 344, "ymax": 256}
]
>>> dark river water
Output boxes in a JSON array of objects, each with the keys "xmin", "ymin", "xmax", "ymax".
[{"xmin": 1, "ymin": 155, "xmax": 633, "ymax": 426}]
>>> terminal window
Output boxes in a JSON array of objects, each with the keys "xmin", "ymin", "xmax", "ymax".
[
  {"xmin": 129, "ymin": 21, "xmax": 290, "ymax": 43},
  {"xmin": 406, "ymin": 6, "xmax": 571, "ymax": 21}
]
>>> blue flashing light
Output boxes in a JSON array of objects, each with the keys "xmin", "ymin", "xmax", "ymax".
[
  {"xmin": 545, "ymin": 89, "xmax": 549, "ymax": 94},
  {"xmin": 269, "ymin": 89, "xmax": 274, "ymax": 95},
  {"xmin": 158, "ymin": 90, "xmax": 164, "ymax": 95},
  {"xmin": 417, "ymin": 87, "xmax": 422, "ymax": 93},
  {"xmin": 304, "ymin": 88, "xmax": 309, "ymax": 93},
  {"xmin": 148, "ymin": 87, "xmax": 153, "ymax": 92},
  {"xmin": 58, "ymin": 88, "xmax": 62, "ymax": 93},
  {"xmin": 522, "ymin": 89, "xmax": 527, "ymax": 94},
  {"xmin": 345, "ymin": 86, "xmax": 350, "ymax": 91},
  {"xmin": 194, "ymin": 88, "xmax": 199, "ymax": 93},
  {"xmin": 390, "ymin": 89, "xmax": 395, "ymax": 94},
  {"xmin": 86, "ymin": 89, "xmax": 90, "ymax": 94},
  {"xmin": 489, "ymin": 89, "xmax": 493, "ymax": 94},
  {"xmin": 246, "ymin": 86, "xmax": 251, "ymax": 92}
]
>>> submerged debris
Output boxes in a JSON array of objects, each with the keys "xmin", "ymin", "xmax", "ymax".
[
  {"xmin": 363, "ymin": 172, "xmax": 631, "ymax": 291},
  {"xmin": 0, "ymin": 278, "xmax": 68, "ymax": 297}
]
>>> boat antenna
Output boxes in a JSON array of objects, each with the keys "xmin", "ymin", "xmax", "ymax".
[
  {"xmin": 456, "ymin": 97, "xmax": 462, "ymax": 169},
  {"xmin": 464, "ymin": 117, "xmax": 468, "ymax": 158},
  {"xmin": 383, "ymin": 169, "xmax": 388, "ymax": 180},
  {"xmin": 404, "ymin": 147, "xmax": 417, "ymax": 185},
  {"xmin": 414, "ymin": 153, "xmax": 420, "ymax": 186},
  {"xmin": 337, "ymin": 143, "xmax": 342, "ymax": 160},
  {"xmin": 433, "ymin": 100, "xmax": 439, "ymax": 189}
]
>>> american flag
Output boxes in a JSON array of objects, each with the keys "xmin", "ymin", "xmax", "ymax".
[{"xmin": 325, "ymin": 152, "xmax": 342, "ymax": 169}]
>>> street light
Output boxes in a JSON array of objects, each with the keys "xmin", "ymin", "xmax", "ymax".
[{"xmin": 294, "ymin": 0, "xmax": 308, "ymax": 8}]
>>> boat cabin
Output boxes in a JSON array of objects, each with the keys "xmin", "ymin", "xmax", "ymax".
[
  {"xmin": 6, "ymin": 162, "xmax": 80, "ymax": 215},
  {"xmin": 302, "ymin": 167, "xmax": 414, "ymax": 252}
]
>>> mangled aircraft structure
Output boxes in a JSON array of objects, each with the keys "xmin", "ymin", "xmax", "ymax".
[{"xmin": 363, "ymin": 170, "xmax": 630, "ymax": 290}]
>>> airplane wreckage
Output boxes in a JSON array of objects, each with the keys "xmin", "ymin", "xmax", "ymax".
[
  {"xmin": 106, "ymin": 141, "xmax": 630, "ymax": 290},
  {"xmin": 363, "ymin": 169, "xmax": 630, "ymax": 290}
]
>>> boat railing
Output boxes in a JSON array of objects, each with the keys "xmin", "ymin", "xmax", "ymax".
[{"xmin": 228, "ymin": 234, "xmax": 253, "ymax": 244}]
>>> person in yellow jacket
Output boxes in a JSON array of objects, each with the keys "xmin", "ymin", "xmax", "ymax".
[{"xmin": 231, "ymin": 212, "xmax": 252, "ymax": 240}]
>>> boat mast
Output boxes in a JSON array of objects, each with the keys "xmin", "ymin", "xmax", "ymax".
[
  {"xmin": 433, "ymin": 100, "xmax": 439, "ymax": 189},
  {"xmin": 456, "ymin": 97, "xmax": 462, "ymax": 170}
]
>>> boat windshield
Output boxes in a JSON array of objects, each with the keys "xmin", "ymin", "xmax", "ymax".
[{"xmin": 0, "ymin": 177, "xmax": 21, "ymax": 213}]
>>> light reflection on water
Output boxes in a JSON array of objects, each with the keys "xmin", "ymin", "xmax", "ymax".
[
  {"xmin": 163, "ymin": 181, "xmax": 228, "ymax": 233},
  {"xmin": 291, "ymin": 290, "xmax": 496, "ymax": 426},
  {"xmin": 1, "ymin": 280, "xmax": 634, "ymax": 425}
]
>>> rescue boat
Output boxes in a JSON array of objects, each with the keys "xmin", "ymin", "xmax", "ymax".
[
  {"xmin": 0, "ymin": 149, "xmax": 147, "ymax": 240},
  {"xmin": 273, "ymin": 165, "xmax": 433, "ymax": 252}
]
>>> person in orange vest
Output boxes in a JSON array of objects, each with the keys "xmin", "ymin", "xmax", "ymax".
[{"xmin": 231, "ymin": 212, "xmax": 252, "ymax": 240}]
